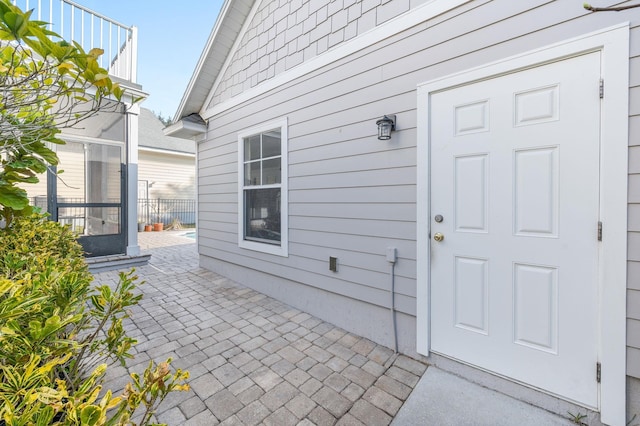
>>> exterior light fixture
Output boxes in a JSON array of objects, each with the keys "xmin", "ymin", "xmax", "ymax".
[{"xmin": 376, "ymin": 115, "xmax": 396, "ymax": 140}]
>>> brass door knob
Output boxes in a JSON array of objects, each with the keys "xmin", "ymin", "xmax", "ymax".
[{"xmin": 433, "ymin": 232, "xmax": 444, "ymax": 242}]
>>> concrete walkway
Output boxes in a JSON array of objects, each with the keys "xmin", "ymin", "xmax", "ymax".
[
  {"xmin": 392, "ymin": 367, "xmax": 575, "ymax": 426},
  {"xmin": 97, "ymin": 231, "xmax": 427, "ymax": 425}
]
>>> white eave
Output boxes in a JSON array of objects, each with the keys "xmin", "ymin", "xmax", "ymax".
[
  {"xmin": 139, "ymin": 146, "xmax": 196, "ymax": 157},
  {"xmin": 172, "ymin": 0, "xmax": 254, "ymax": 124},
  {"xmin": 163, "ymin": 117, "xmax": 207, "ymax": 139}
]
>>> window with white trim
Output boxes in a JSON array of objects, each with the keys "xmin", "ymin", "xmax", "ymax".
[{"xmin": 238, "ymin": 119, "xmax": 288, "ymax": 256}]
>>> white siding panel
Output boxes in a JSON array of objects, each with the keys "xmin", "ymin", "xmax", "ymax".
[
  {"xmin": 22, "ymin": 175, "xmax": 48, "ymax": 200},
  {"xmin": 139, "ymin": 152, "xmax": 195, "ymax": 199}
]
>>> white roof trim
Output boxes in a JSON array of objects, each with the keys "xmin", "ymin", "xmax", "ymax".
[
  {"xmin": 200, "ymin": 0, "xmax": 472, "ymax": 120},
  {"xmin": 138, "ymin": 146, "xmax": 196, "ymax": 157},
  {"xmin": 163, "ymin": 119, "xmax": 207, "ymax": 139},
  {"xmin": 201, "ymin": 0, "xmax": 263, "ymax": 115},
  {"xmin": 173, "ymin": 0, "xmax": 253, "ymax": 122}
]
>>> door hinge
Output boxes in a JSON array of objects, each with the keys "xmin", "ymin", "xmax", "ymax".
[
  {"xmin": 596, "ymin": 362, "xmax": 601, "ymax": 383},
  {"xmin": 598, "ymin": 221, "xmax": 602, "ymax": 241},
  {"xmin": 599, "ymin": 79, "xmax": 604, "ymax": 99}
]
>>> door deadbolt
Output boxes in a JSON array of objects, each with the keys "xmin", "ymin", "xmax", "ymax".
[
  {"xmin": 434, "ymin": 214, "xmax": 443, "ymax": 223},
  {"xmin": 433, "ymin": 232, "xmax": 444, "ymax": 242}
]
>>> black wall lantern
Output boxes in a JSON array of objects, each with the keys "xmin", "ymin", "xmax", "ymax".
[{"xmin": 376, "ymin": 115, "xmax": 396, "ymax": 140}]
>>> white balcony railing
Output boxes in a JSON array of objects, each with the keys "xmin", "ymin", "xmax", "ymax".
[{"xmin": 12, "ymin": 0, "xmax": 138, "ymax": 83}]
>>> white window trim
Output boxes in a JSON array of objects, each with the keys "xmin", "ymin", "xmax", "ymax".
[
  {"xmin": 237, "ymin": 118, "xmax": 288, "ymax": 257},
  {"xmin": 416, "ymin": 23, "xmax": 628, "ymax": 425}
]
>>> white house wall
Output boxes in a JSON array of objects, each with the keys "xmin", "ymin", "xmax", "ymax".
[
  {"xmin": 21, "ymin": 144, "xmax": 86, "ymax": 201},
  {"xmin": 197, "ymin": 0, "xmax": 640, "ymax": 406},
  {"xmin": 138, "ymin": 151, "xmax": 195, "ymax": 199}
]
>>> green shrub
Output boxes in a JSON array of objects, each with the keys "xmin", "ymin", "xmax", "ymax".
[{"xmin": 0, "ymin": 214, "xmax": 189, "ymax": 425}]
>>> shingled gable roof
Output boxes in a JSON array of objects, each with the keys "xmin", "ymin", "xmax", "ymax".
[{"xmin": 165, "ymin": 0, "xmax": 254, "ymax": 138}]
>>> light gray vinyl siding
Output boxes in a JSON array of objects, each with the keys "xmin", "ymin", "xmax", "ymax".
[
  {"xmin": 211, "ymin": 0, "xmax": 436, "ymax": 107},
  {"xmin": 629, "ymin": 22, "xmax": 640, "ymax": 377},
  {"xmin": 199, "ymin": 0, "xmax": 640, "ymax": 371}
]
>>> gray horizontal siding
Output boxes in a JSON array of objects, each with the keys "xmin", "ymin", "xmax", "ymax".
[
  {"xmin": 289, "ymin": 202, "xmax": 416, "ymax": 222},
  {"xmin": 197, "ymin": 242, "xmax": 417, "ymax": 313},
  {"xmin": 199, "ymin": 0, "xmax": 640, "ymax": 365}
]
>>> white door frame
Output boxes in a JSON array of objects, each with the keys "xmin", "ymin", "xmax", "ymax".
[{"xmin": 416, "ymin": 24, "xmax": 629, "ymax": 425}]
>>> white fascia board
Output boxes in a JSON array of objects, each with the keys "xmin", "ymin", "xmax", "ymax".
[
  {"xmin": 163, "ymin": 119, "xmax": 207, "ymax": 140},
  {"xmin": 138, "ymin": 146, "xmax": 196, "ymax": 157},
  {"xmin": 201, "ymin": 0, "xmax": 472, "ymax": 120},
  {"xmin": 58, "ymin": 133, "xmax": 125, "ymax": 146},
  {"xmin": 173, "ymin": 0, "xmax": 240, "ymax": 122},
  {"xmin": 201, "ymin": 0, "xmax": 264, "ymax": 115}
]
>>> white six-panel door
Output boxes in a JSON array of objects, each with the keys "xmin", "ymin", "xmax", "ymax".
[{"xmin": 429, "ymin": 52, "xmax": 601, "ymax": 407}]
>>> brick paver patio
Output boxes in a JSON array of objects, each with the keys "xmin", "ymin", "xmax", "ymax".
[{"xmin": 96, "ymin": 231, "xmax": 427, "ymax": 425}]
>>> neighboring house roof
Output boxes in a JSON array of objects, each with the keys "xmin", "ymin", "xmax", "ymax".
[{"xmin": 139, "ymin": 107, "xmax": 195, "ymax": 154}]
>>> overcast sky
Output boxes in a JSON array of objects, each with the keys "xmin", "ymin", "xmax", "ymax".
[{"xmin": 78, "ymin": 1, "xmax": 225, "ymax": 119}]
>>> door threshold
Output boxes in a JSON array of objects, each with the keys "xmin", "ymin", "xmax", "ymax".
[{"xmin": 85, "ymin": 253, "xmax": 151, "ymax": 273}]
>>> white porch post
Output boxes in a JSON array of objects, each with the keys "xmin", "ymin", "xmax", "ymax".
[{"xmin": 126, "ymin": 102, "xmax": 140, "ymax": 256}]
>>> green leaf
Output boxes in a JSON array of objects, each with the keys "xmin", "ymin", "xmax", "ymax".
[
  {"xmin": 0, "ymin": 185, "xmax": 28, "ymax": 209},
  {"xmin": 80, "ymin": 406, "xmax": 102, "ymax": 426},
  {"xmin": 0, "ymin": 278, "xmax": 13, "ymax": 296},
  {"xmin": 35, "ymin": 405, "xmax": 54, "ymax": 426}
]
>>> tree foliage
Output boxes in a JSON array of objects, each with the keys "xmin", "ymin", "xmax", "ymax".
[
  {"xmin": 153, "ymin": 111, "xmax": 172, "ymax": 127},
  {"xmin": 0, "ymin": 0, "xmax": 125, "ymax": 223}
]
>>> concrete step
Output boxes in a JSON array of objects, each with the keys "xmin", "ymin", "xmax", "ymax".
[
  {"xmin": 85, "ymin": 253, "xmax": 151, "ymax": 273},
  {"xmin": 392, "ymin": 367, "xmax": 576, "ymax": 426}
]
